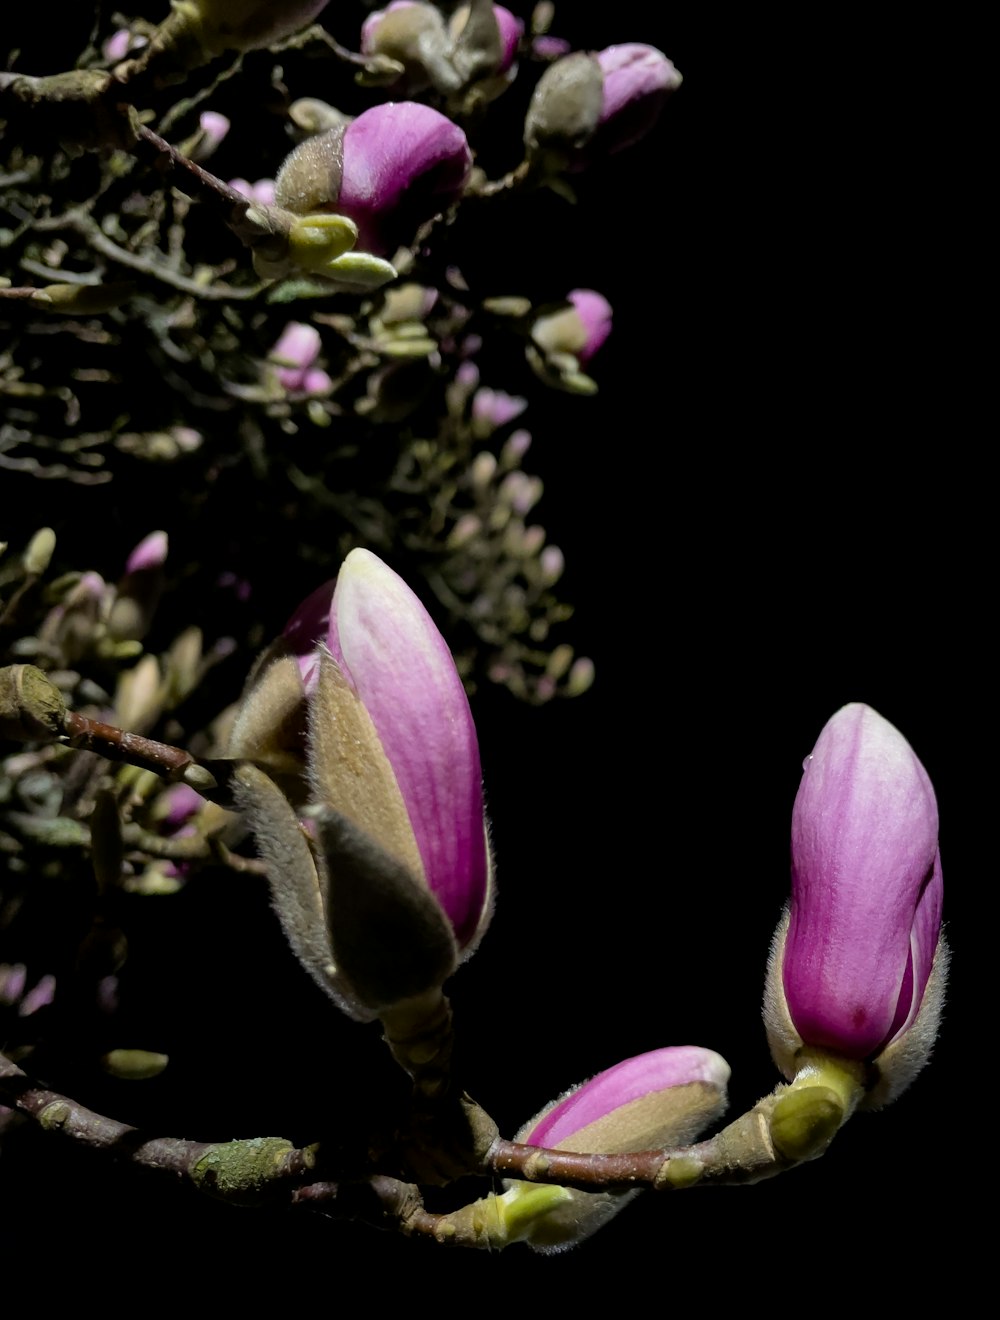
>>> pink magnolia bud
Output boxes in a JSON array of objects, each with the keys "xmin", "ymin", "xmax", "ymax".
[
  {"xmin": 507, "ymin": 1046, "xmax": 729, "ymax": 1251},
  {"xmin": 532, "ymin": 289, "xmax": 612, "ymax": 365},
  {"xmin": 124, "ymin": 530, "xmax": 168, "ymax": 575},
  {"xmin": 764, "ymin": 703, "xmax": 946, "ymax": 1107},
  {"xmin": 529, "ymin": 43, "xmax": 681, "ymax": 170},
  {"xmin": 275, "ymin": 103, "xmax": 472, "ymax": 256},
  {"xmin": 449, "ymin": 3, "xmax": 523, "ymax": 75},
  {"xmin": 278, "ymin": 550, "xmax": 492, "ymax": 958},
  {"xmin": 471, "ymin": 386, "xmax": 527, "ymax": 431},
  {"xmin": 589, "ymin": 43, "xmax": 682, "ymax": 157},
  {"xmin": 229, "ymin": 178, "xmax": 277, "ymax": 206},
  {"xmin": 103, "ymin": 29, "xmax": 147, "ymax": 62},
  {"xmin": 197, "ymin": 110, "xmax": 230, "ymax": 155},
  {"xmin": 323, "ymin": 550, "xmax": 489, "ymax": 950},
  {"xmin": 269, "ymin": 322, "xmax": 322, "ymax": 393},
  {"xmin": 566, "ymin": 289, "xmax": 612, "ymax": 363}
]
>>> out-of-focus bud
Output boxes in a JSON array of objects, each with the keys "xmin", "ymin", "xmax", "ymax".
[
  {"xmin": 164, "ymin": 0, "xmax": 331, "ymax": 59},
  {"xmin": 523, "ymin": 51, "xmax": 604, "ymax": 159},
  {"xmin": 229, "ymin": 177, "xmax": 276, "ymax": 206},
  {"xmin": 526, "ymin": 43, "xmax": 680, "ymax": 173},
  {"xmin": 23, "ymin": 527, "xmax": 56, "ymax": 577},
  {"xmin": 108, "ymin": 530, "xmax": 168, "ymax": 642},
  {"xmin": 362, "ymin": 1, "xmax": 522, "ymax": 97},
  {"xmin": 532, "ymin": 34, "xmax": 571, "ymax": 60},
  {"xmin": 103, "ymin": 29, "xmax": 147, "ymax": 63},
  {"xmin": 528, "ymin": 289, "xmax": 611, "ymax": 393},
  {"xmin": 471, "ymin": 386, "xmax": 527, "ymax": 436},
  {"xmin": 195, "ymin": 110, "xmax": 230, "ymax": 158},
  {"xmin": 275, "ymin": 103, "xmax": 472, "ymax": 256},
  {"xmin": 361, "ymin": 1, "xmax": 455, "ymax": 92},
  {"xmin": 101, "ymin": 1049, "xmax": 169, "ymax": 1080},
  {"xmin": 448, "ymin": 1, "xmax": 522, "ymax": 93},
  {"xmin": 764, "ymin": 703, "xmax": 946, "ymax": 1109},
  {"xmin": 586, "ymin": 44, "xmax": 682, "ymax": 159},
  {"xmin": 268, "ymin": 322, "xmax": 331, "ymax": 396},
  {"xmin": 499, "ymin": 1047, "xmax": 730, "ymax": 1251},
  {"xmin": 233, "ymin": 550, "xmax": 492, "ymax": 1023},
  {"xmin": 114, "ymin": 654, "xmax": 162, "ymax": 734},
  {"xmin": 32, "ymin": 282, "xmax": 135, "ymax": 315},
  {"xmin": 532, "ymin": 288, "xmax": 611, "ymax": 362}
]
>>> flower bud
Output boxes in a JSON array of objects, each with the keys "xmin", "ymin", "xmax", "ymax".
[
  {"xmin": 233, "ymin": 550, "xmax": 492, "ymax": 1020},
  {"xmin": 108, "ymin": 531, "xmax": 168, "ymax": 642},
  {"xmin": 531, "ymin": 288, "xmax": 612, "ymax": 365},
  {"xmin": 501, "ymin": 1047, "xmax": 729, "ymax": 1251},
  {"xmin": 763, "ymin": 703, "xmax": 946, "ymax": 1108},
  {"xmin": 524, "ymin": 52, "xmax": 604, "ymax": 158},
  {"xmin": 196, "ymin": 110, "xmax": 229, "ymax": 157},
  {"xmin": 275, "ymin": 103, "xmax": 472, "ymax": 256},
  {"xmin": 167, "ymin": 0, "xmax": 331, "ymax": 58},
  {"xmin": 269, "ymin": 322, "xmax": 323, "ymax": 393},
  {"xmin": 526, "ymin": 43, "xmax": 680, "ymax": 171},
  {"xmin": 587, "ymin": 44, "xmax": 682, "ymax": 158},
  {"xmin": 361, "ymin": 2, "xmax": 455, "ymax": 93}
]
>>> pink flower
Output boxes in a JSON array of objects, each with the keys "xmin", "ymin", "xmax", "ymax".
[
  {"xmin": 589, "ymin": 43, "xmax": 682, "ymax": 157},
  {"xmin": 275, "ymin": 103, "xmax": 472, "ymax": 256},
  {"xmin": 566, "ymin": 290, "xmax": 612, "ymax": 363},
  {"xmin": 284, "ymin": 550, "xmax": 490, "ymax": 950},
  {"xmin": 269, "ymin": 322, "xmax": 330, "ymax": 396},
  {"xmin": 764, "ymin": 703, "xmax": 946, "ymax": 1105},
  {"xmin": 504, "ymin": 1046, "xmax": 729, "ymax": 1251}
]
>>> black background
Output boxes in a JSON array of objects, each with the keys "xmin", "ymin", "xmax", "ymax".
[{"xmin": 1, "ymin": 1, "xmax": 982, "ymax": 1298}]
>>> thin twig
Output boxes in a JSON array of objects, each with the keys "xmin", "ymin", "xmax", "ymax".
[
  {"xmin": 0, "ymin": 1050, "xmax": 314, "ymax": 1203},
  {"xmin": 63, "ymin": 709, "xmax": 206, "ymax": 783}
]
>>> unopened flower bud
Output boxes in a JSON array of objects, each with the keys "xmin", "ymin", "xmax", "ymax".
[
  {"xmin": 275, "ymin": 103, "xmax": 472, "ymax": 256},
  {"xmin": 587, "ymin": 44, "xmax": 681, "ymax": 158},
  {"xmin": 361, "ymin": 2, "xmax": 455, "ymax": 93},
  {"xmin": 532, "ymin": 288, "xmax": 612, "ymax": 368},
  {"xmin": 108, "ymin": 531, "xmax": 168, "ymax": 642},
  {"xmin": 166, "ymin": 0, "xmax": 331, "ymax": 59},
  {"xmin": 500, "ymin": 1047, "xmax": 729, "ymax": 1251},
  {"xmin": 524, "ymin": 51, "xmax": 604, "ymax": 158},
  {"xmin": 234, "ymin": 551, "xmax": 493, "ymax": 1022},
  {"xmin": 270, "ymin": 322, "xmax": 322, "ymax": 393},
  {"xmin": 196, "ymin": 110, "xmax": 230, "ymax": 156},
  {"xmin": 764, "ymin": 704, "xmax": 946, "ymax": 1108}
]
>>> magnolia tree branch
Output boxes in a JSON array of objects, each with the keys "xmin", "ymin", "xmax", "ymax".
[
  {"xmin": 1, "ymin": 1042, "xmax": 812, "ymax": 1228},
  {"xmin": 62, "ymin": 710, "xmax": 208, "ymax": 783},
  {"xmin": 0, "ymin": 1050, "xmax": 314, "ymax": 1205}
]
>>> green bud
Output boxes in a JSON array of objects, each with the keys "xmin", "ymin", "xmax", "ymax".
[
  {"xmin": 35, "ymin": 282, "xmax": 134, "ymax": 314},
  {"xmin": 23, "ymin": 527, "xmax": 56, "ymax": 576},
  {"xmin": 101, "ymin": 1049, "xmax": 169, "ymax": 1080}
]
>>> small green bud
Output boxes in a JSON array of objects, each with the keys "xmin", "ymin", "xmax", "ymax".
[
  {"xmin": 23, "ymin": 527, "xmax": 56, "ymax": 576},
  {"xmin": 35, "ymin": 282, "xmax": 135, "ymax": 314},
  {"xmin": 101, "ymin": 1049, "xmax": 169, "ymax": 1080}
]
